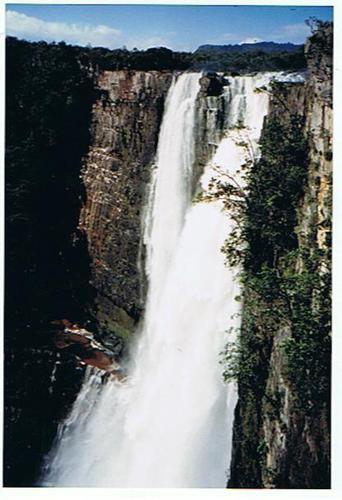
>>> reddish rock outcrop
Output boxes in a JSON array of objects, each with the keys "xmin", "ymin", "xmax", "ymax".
[{"xmin": 51, "ymin": 319, "xmax": 126, "ymax": 379}]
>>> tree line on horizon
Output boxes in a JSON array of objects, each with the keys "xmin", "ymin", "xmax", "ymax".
[{"xmin": 6, "ymin": 35, "xmax": 307, "ymax": 74}]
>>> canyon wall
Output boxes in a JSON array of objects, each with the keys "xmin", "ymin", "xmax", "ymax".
[
  {"xmin": 4, "ymin": 40, "xmax": 97, "ymax": 486},
  {"xmin": 79, "ymin": 71, "xmax": 228, "ymax": 352},
  {"xmin": 228, "ymin": 23, "xmax": 332, "ymax": 488},
  {"xmin": 4, "ymin": 60, "xmax": 228, "ymax": 485},
  {"xmin": 78, "ymin": 71, "xmax": 172, "ymax": 350},
  {"xmin": 5, "ymin": 68, "xmax": 174, "ymax": 487},
  {"xmin": 5, "ymin": 24, "xmax": 331, "ymax": 487}
]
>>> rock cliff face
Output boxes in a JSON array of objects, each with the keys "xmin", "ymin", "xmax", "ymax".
[
  {"xmin": 78, "ymin": 71, "xmax": 173, "ymax": 348},
  {"xmin": 79, "ymin": 70, "xmax": 228, "ymax": 350},
  {"xmin": 263, "ymin": 30, "xmax": 332, "ymax": 489},
  {"xmin": 193, "ymin": 73, "xmax": 228, "ymax": 191},
  {"xmin": 4, "ymin": 71, "xmax": 228, "ymax": 488},
  {"xmin": 228, "ymin": 23, "xmax": 332, "ymax": 489}
]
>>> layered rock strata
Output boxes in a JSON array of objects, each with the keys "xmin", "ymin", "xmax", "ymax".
[
  {"xmin": 261, "ymin": 28, "xmax": 332, "ymax": 489},
  {"xmin": 79, "ymin": 70, "xmax": 229, "ymax": 348},
  {"xmin": 78, "ymin": 71, "xmax": 173, "ymax": 345},
  {"xmin": 228, "ymin": 24, "xmax": 332, "ymax": 489}
]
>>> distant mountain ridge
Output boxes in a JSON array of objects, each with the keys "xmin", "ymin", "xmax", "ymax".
[{"xmin": 195, "ymin": 41, "xmax": 303, "ymax": 54}]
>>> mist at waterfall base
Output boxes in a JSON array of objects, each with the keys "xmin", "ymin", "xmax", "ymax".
[{"xmin": 41, "ymin": 72, "xmax": 272, "ymax": 488}]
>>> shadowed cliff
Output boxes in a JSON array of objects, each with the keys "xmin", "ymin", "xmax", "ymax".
[
  {"xmin": 226, "ymin": 21, "xmax": 332, "ymax": 488},
  {"xmin": 5, "ymin": 38, "xmax": 97, "ymax": 486}
]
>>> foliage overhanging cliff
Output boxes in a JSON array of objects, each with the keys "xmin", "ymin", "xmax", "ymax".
[{"xmin": 218, "ymin": 20, "xmax": 332, "ymax": 488}]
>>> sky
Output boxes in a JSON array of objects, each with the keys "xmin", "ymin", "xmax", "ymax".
[{"xmin": 6, "ymin": 4, "xmax": 333, "ymax": 52}]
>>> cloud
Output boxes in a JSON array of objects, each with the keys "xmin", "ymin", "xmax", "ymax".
[
  {"xmin": 206, "ymin": 22, "xmax": 311, "ymax": 48},
  {"xmin": 272, "ymin": 23, "xmax": 311, "ymax": 42},
  {"xmin": 239, "ymin": 37, "xmax": 263, "ymax": 45},
  {"xmin": 6, "ymin": 10, "xmax": 122, "ymax": 48},
  {"xmin": 207, "ymin": 34, "xmax": 268, "ymax": 46},
  {"xmin": 6, "ymin": 10, "xmax": 177, "ymax": 50}
]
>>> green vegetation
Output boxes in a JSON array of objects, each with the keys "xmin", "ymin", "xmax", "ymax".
[
  {"xmin": 221, "ymin": 92, "xmax": 330, "ymax": 488},
  {"xmin": 305, "ymin": 18, "xmax": 333, "ymax": 73},
  {"xmin": 191, "ymin": 46, "xmax": 306, "ymax": 73},
  {"xmin": 216, "ymin": 87, "xmax": 330, "ymax": 410},
  {"xmin": 222, "ymin": 20, "xmax": 332, "ymax": 489},
  {"xmin": 7, "ymin": 35, "xmax": 306, "ymax": 74},
  {"xmin": 280, "ymin": 250, "xmax": 331, "ymax": 408},
  {"xmin": 6, "ymin": 35, "xmax": 97, "ymax": 333},
  {"xmin": 218, "ymin": 21, "xmax": 332, "ymax": 414},
  {"xmin": 221, "ymin": 112, "xmax": 309, "ymax": 272}
]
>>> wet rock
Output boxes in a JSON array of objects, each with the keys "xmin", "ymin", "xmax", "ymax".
[
  {"xmin": 199, "ymin": 72, "xmax": 226, "ymax": 97},
  {"xmin": 193, "ymin": 76, "xmax": 228, "ymax": 193},
  {"xmin": 51, "ymin": 319, "xmax": 120, "ymax": 373}
]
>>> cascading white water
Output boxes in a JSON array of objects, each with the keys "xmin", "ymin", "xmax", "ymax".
[{"xmin": 42, "ymin": 72, "xmax": 272, "ymax": 488}]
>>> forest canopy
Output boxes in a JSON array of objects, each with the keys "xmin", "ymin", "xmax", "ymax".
[{"xmin": 6, "ymin": 36, "xmax": 306, "ymax": 73}]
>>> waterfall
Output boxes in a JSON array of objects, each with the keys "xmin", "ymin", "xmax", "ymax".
[{"xmin": 41, "ymin": 72, "xmax": 272, "ymax": 488}]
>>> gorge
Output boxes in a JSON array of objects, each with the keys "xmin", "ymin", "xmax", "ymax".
[
  {"xmin": 4, "ymin": 21, "xmax": 332, "ymax": 489},
  {"xmin": 41, "ymin": 72, "xmax": 273, "ymax": 488}
]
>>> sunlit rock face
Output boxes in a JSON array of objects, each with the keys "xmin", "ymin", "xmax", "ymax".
[
  {"xmin": 78, "ymin": 70, "xmax": 230, "ymax": 349},
  {"xmin": 79, "ymin": 71, "xmax": 173, "ymax": 345}
]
